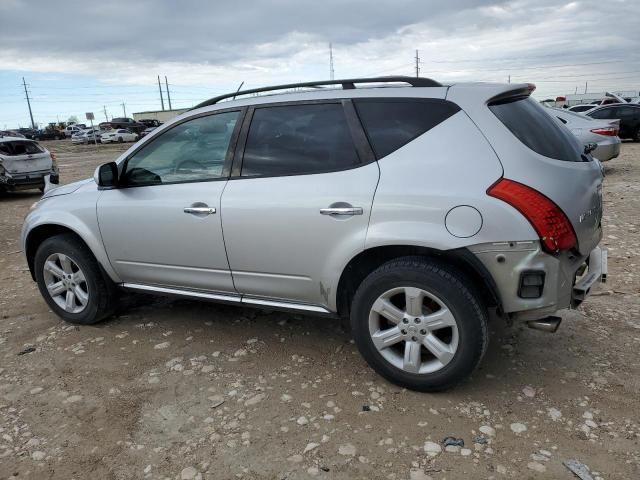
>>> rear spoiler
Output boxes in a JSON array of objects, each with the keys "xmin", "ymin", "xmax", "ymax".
[{"xmin": 488, "ymin": 83, "xmax": 536, "ymax": 105}]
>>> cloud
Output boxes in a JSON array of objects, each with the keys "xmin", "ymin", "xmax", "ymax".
[{"xmin": 0, "ymin": 0, "xmax": 638, "ymax": 125}]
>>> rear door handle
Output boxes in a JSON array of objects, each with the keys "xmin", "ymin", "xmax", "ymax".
[
  {"xmin": 184, "ymin": 206, "xmax": 216, "ymax": 215},
  {"xmin": 320, "ymin": 207, "xmax": 363, "ymax": 216}
]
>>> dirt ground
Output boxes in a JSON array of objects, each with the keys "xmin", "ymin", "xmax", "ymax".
[{"xmin": 0, "ymin": 140, "xmax": 639, "ymax": 480}]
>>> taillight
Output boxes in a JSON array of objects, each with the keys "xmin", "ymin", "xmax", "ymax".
[
  {"xmin": 590, "ymin": 127, "xmax": 618, "ymax": 137},
  {"xmin": 487, "ymin": 178, "xmax": 577, "ymax": 253}
]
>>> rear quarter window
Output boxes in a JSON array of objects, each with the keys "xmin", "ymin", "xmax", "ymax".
[
  {"xmin": 489, "ymin": 97, "xmax": 582, "ymax": 162},
  {"xmin": 354, "ymin": 99, "xmax": 460, "ymax": 159}
]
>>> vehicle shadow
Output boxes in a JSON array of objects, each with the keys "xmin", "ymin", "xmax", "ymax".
[
  {"xmin": 0, "ymin": 190, "xmax": 42, "ymax": 201},
  {"xmin": 96, "ymin": 291, "xmax": 546, "ymax": 396}
]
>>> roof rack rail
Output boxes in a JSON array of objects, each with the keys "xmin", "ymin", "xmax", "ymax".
[{"xmin": 193, "ymin": 76, "xmax": 442, "ymax": 109}]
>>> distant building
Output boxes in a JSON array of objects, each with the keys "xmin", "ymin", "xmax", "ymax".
[{"xmin": 132, "ymin": 108, "xmax": 189, "ymax": 123}]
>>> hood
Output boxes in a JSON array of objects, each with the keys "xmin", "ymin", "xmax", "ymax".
[{"xmin": 42, "ymin": 178, "xmax": 93, "ymax": 199}]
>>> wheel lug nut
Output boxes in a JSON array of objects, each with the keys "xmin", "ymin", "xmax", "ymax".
[
  {"xmin": 401, "ymin": 329, "xmax": 407, "ymax": 335},
  {"xmin": 420, "ymin": 329, "xmax": 427, "ymax": 335},
  {"xmin": 411, "ymin": 336, "xmax": 417, "ymax": 342},
  {"xmin": 414, "ymin": 318, "xmax": 420, "ymax": 324},
  {"xmin": 402, "ymin": 318, "xmax": 409, "ymax": 324}
]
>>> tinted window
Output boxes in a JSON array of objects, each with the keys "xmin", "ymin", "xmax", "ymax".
[
  {"xmin": 355, "ymin": 100, "xmax": 459, "ymax": 159},
  {"xmin": 123, "ymin": 111, "xmax": 239, "ymax": 186},
  {"xmin": 489, "ymin": 97, "xmax": 581, "ymax": 162},
  {"xmin": 241, "ymin": 103, "xmax": 359, "ymax": 177},
  {"xmin": 589, "ymin": 107, "xmax": 616, "ymax": 119},
  {"xmin": 0, "ymin": 141, "xmax": 44, "ymax": 156}
]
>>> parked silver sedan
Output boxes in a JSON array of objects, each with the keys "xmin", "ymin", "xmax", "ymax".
[{"xmin": 547, "ymin": 107, "xmax": 621, "ymax": 161}]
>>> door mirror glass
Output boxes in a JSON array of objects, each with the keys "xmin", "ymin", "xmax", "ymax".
[{"xmin": 94, "ymin": 162, "xmax": 118, "ymax": 188}]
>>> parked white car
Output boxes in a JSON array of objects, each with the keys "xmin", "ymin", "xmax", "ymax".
[
  {"xmin": 64, "ymin": 125, "xmax": 84, "ymax": 138},
  {"xmin": 547, "ymin": 108, "xmax": 621, "ymax": 161},
  {"xmin": 100, "ymin": 129, "xmax": 138, "ymax": 144},
  {"xmin": 0, "ymin": 136, "xmax": 59, "ymax": 192},
  {"xmin": 71, "ymin": 129, "xmax": 103, "ymax": 145}
]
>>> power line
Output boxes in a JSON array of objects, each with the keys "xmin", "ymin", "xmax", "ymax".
[
  {"xmin": 157, "ymin": 75, "xmax": 165, "ymax": 111},
  {"xmin": 329, "ymin": 43, "xmax": 335, "ymax": 80},
  {"xmin": 165, "ymin": 76, "xmax": 172, "ymax": 110},
  {"xmin": 22, "ymin": 77, "xmax": 36, "ymax": 129}
]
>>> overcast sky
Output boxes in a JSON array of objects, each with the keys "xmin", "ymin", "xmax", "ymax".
[{"xmin": 1, "ymin": 0, "xmax": 638, "ymax": 127}]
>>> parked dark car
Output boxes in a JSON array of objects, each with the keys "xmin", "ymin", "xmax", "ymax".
[
  {"xmin": 138, "ymin": 119, "xmax": 162, "ymax": 128},
  {"xmin": 17, "ymin": 128, "xmax": 37, "ymax": 139},
  {"xmin": 106, "ymin": 117, "xmax": 146, "ymax": 134},
  {"xmin": 587, "ymin": 104, "xmax": 640, "ymax": 141},
  {"xmin": 33, "ymin": 129, "xmax": 65, "ymax": 141}
]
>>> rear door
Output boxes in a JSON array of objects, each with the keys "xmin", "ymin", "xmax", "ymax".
[
  {"xmin": 0, "ymin": 140, "xmax": 51, "ymax": 174},
  {"xmin": 221, "ymin": 101, "xmax": 379, "ymax": 308}
]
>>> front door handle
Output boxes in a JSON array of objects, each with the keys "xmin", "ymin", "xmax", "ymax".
[
  {"xmin": 320, "ymin": 207, "xmax": 363, "ymax": 216},
  {"xmin": 184, "ymin": 206, "xmax": 216, "ymax": 215}
]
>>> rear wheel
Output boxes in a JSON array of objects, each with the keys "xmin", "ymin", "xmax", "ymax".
[
  {"xmin": 350, "ymin": 257, "xmax": 488, "ymax": 392},
  {"xmin": 34, "ymin": 234, "xmax": 117, "ymax": 325},
  {"xmin": 118, "ymin": 137, "xmax": 124, "ymax": 143},
  {"xmin": 634, "ymin": 127, "xmax": 640, "ymax": 142}
]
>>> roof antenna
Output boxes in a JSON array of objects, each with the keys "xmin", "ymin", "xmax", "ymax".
[{"xmin": 232, "ymin": 81, "xmax": 245, "ymax": 100}]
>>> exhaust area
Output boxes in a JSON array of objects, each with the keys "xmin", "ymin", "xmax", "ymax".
[{"xmin": 527, "ymin": 316, "xmax": 562, "ymax": 333}]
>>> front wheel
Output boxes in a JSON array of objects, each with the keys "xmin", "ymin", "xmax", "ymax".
[
  {"xmin": 118, "ymin": 137, "xmax": 124, "ymax": 143},
  {"xmin": 34, "ymin": 234, "xmax": 117, "ymax": 324},
  {"xmin": 350, "ymin": 257, "xmax": 488, "ymax": 392},
  {"xmin": 634, "ymin": 127, "xmax": 640, "ymax": 142}
]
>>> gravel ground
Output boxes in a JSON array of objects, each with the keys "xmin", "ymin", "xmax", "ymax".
[{"xmin": 1, "ymin": 140, "xmax": 639, "ymax": 480}]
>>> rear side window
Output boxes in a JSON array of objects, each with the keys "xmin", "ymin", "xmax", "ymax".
[
  {"xmin": 355, "ymin": 100, "xmax": 460, "ymax": 159},
  {"xmin": 489, "ymin": 97, "xmax": 581, "ymax": 162},
  {"xmin": 589, "ymin": 107, "xmax": 616, "ymax": 119},
  {"xmin": 0, "ymin": 141, "xmax": 44, "ymax": 156},
  {"xmin": 241, "ymin": 103, "xmax": 359, "ymax": 177}
]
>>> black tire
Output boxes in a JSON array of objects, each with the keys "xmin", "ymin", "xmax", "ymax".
[
  {"xmin": 634, "ymin": 127, "xmax": 640, "ymax": 142},
  {"xmin": 118, "ymin": 137, "xmax": 124, "ymax": 143},
  {"xmin": 350, "ymin": 256, "xmax": 488, "ymax": 392},
  {"xmin": 34, "ymin": 233, "xmax": 117, "ymax": 325}
]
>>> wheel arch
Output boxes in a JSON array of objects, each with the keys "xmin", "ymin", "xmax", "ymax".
[
  {"xmin": 25, "ymin": 223, "xmax": 118, "ymax": 283},
  {"xmin": 336, "ymin": 245, "xmax": 502, "ymax": 319}
]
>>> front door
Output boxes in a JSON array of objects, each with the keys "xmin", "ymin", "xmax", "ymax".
[
  {"xmin": 97, "ymin": 109, "xmax": 242, "ymax": 293},
  {"xmin": 221, "ymin": 102, "xmax": 379, "ymax": 307}
]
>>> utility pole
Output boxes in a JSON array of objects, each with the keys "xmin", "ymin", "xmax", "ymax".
[
  {"xmin": 584, "ymin": 81, "xmax": 588, "ymax": 94},
  {"xmin": 121, "ymin": 103, "xmax": 127, "ymax": 117},
  {"xmin": 508, "ymin": 74, "xmax": 511, "ymax": 84},
  {"xmin": 22, "ymin": 77, "xmax": 36, "ymax": 129},
  {"xmin": 329, "ymin": 43, "xmax": 335, "ymax": 80},
  {"xmin": 574, "ymin": 86, "xmax": 578, "ymax": 94},
  {"xmin": 415, "ymin": 50, "xmax": 420, "ymax": 78},
  {"xmin": 103, "ymin": 105, "xmax": 109, "ymax": 121},
  {"xmin": 165, "ymin": 76, "xmax": 172, "ymax": 110},
  {"xmin": 158, "ymin": 75, "xmax": 165, "ymax": 111}
]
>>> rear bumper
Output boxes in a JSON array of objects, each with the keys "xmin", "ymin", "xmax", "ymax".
[
  {"xmin": 469, "ymin": 241, "xmax": 607, "ymax": 322},
  {"xmin": 593, "ymin": 138, "xmax": 621, "ymax": 162},
  {"xmin": 0, "ymin": 170, "xmax": 52, "ymax": 191}
]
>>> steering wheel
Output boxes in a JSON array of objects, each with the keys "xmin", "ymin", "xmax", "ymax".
[{"xmin": 174, "ymin": 159, "xmax": 205, "ymax": 173}]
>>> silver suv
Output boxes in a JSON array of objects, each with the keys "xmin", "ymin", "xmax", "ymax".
[{"xmin": 21, "ymin": 77, "xmax": 607, "ymax": 391}]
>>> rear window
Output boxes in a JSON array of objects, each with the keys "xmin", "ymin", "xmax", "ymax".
[
  {"xmin": 355, "ymin": 99, "xmax": 460, "ymax": 159},
  {"xmin": 0, "ymin": 140, "xmax": 44, "ymax": 156},
  {"xmin": 489, "ymin": 97, "xmax": 582, "ymax": 162}
]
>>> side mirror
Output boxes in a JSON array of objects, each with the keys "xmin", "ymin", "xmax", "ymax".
[{"xmin": 94, "ymin": 162, "xmax": 119, "ymax": 188}]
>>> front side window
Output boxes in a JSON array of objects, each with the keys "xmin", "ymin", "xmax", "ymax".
[
  {"xmin": 122, "ymin": 111, "xmax": 239, "ymax": 186},
  {"xmin": 241, "ymin": 103, "xmax": 360, "ymax": 177}
]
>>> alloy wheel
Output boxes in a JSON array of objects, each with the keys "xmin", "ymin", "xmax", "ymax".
[
  {"xmin": 368, "ymin": 286, "xmax": 459, "ymax": 374},
  {"xmin": 42, "ymin": 253, "xmax": 89, "ymax": 313}
]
